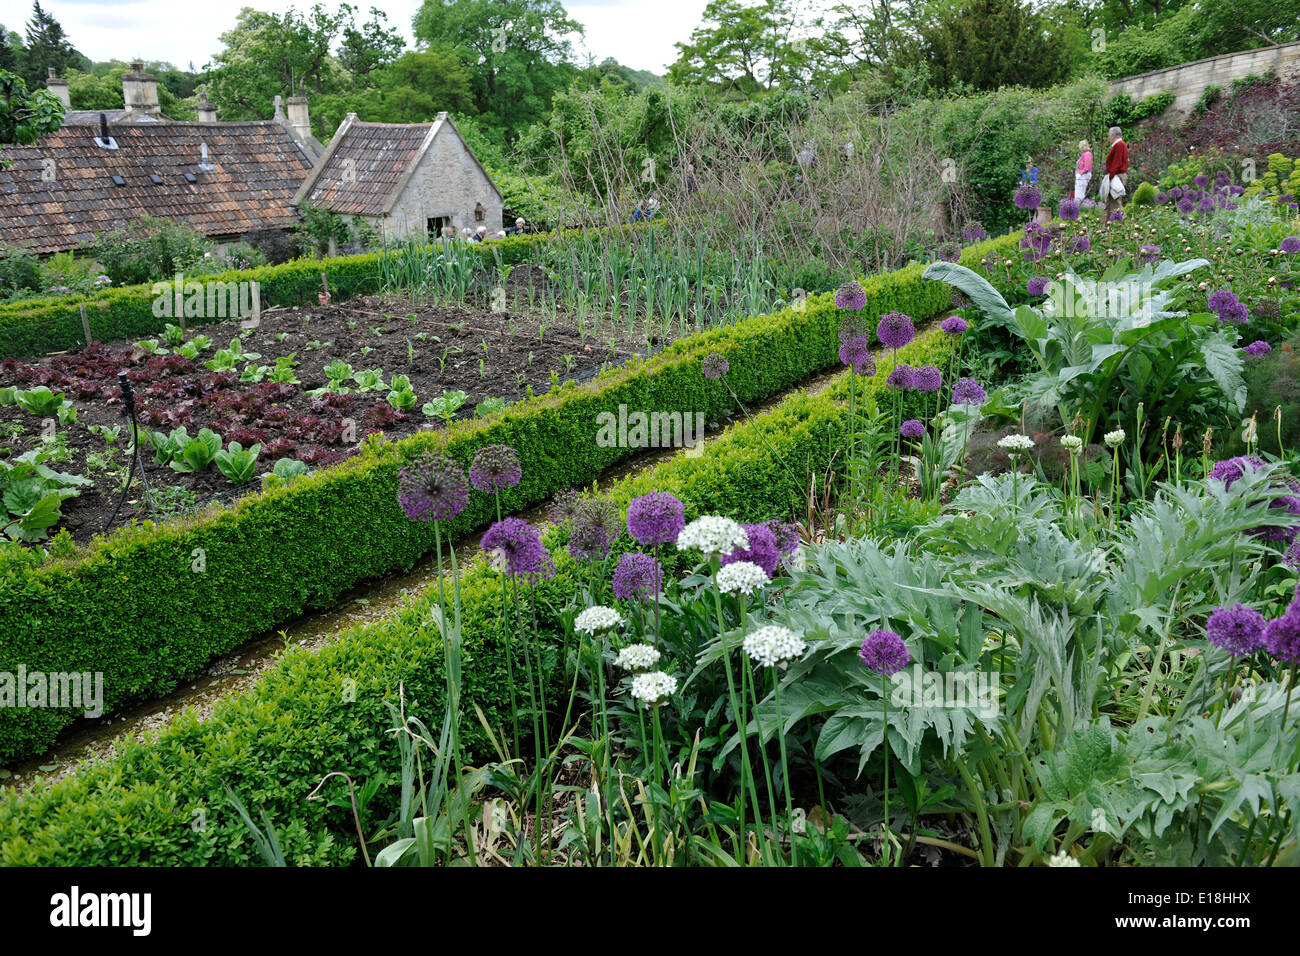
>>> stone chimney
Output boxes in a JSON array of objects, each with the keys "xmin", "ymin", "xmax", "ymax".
[
  {"xmin": 286, "ymin": 95, "xmax": 312, "ymax": 143},
  {"xmin": 196, "ymin": 91, "xmax": 217, "ymax": 124},
  {"xmin": 46, "ymin": 67, "xmax": 70, "ymax": 109},
  {"xmin": 121, "ymin": 61, "xmax": 160, "ymax": 117}
]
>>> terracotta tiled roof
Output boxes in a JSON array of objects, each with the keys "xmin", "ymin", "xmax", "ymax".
[
  {"xmin": 0, "ymin": 121, "xmax": 313, "ymax": 254},
  {"xmin": 299, "ymin": 120, "xmax": 433, "ymax": 216}
]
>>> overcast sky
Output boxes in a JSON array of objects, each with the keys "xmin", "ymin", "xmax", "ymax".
[{"xmin": 0, "ymin": 0, "xmax": 720, "ymax": 75}]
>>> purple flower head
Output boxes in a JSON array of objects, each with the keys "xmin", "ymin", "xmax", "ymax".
[
  {"xmin": 1013, "ymin": 184, "xmax": 1042, "ymax": 211},
  {"xmin": 1169, "ymin": 187, "xmax": 1183, "ymax": 199},
  {"xmin": 1058, "ymin": 198, "xmax": 1081, "ymax": 221},
  {"xmin": 702, "ymin": 352, "xmax": 729, "ymax": 380},
  {"xmin": 763, "ymin": 520, "xmax": 801, "ymax": 557},
  {"xmin": 1108, "ymin": 210, "xmax": 1125, "ymax": 222},
  {"xmin": 1243, "ymin": 340, "xmax": 1272, "ymax": 357},
  {"xmin": 1069, "ymin": 235, "xmax": 1091, "ymax": 254},
  {"xmin": 469, "ymin": 444, "xmax": 522, "ymax": 493},
  {"xmin": 626, "ymin": 491, "xmax": 685, "ymax": 546},
  {"xmin": 1209, "ymin": 455, "xmax": 1264, "ymax": 489},
  {"xmin": 1027, "ymin": 276, "xmax": 1050, "ymax": 296},
  {"xmin": 482, "ymin": 517, "xmax": 555, "ymax": 581},
  {"xmin": 1230, "ymin": 184, "xmax": 1245, "ymax": 196},
  {"xmin": 860, "ymin": 629, "xmax": 910, "ymax": 676},
  {"xmin": 1194, "ymin": 174, "xmax": 1209, "ymax": 188},
  {"xmin": 835, "ymin": 280, "xmax": 867, "ymax": 311},
  {"xmin": 838, "ymin": 335, "xmax": 872, "ymax": 373},
  {"xmin": 1205, "ymin": 604, "xmax": 1266, "ymax": 656},
  {"xmin": 1177, "ymin": 197, "xmax": 1195, "ymax": 215},
  {"xmin": 722, "ymin": 522, "xmax": 781, "ymax": 577},
  {"xmin": 886, "ymin": 364, "xmax": 915, "ymax": 391},
  {"xmin": 1209, "ymin": 456, "xmax": 1300, "ymax": 544},
  {"xmin": 962, "ymin": 223, "xmax": 988, "ymax": 242},
  {"xmin": 839, "ymin": 312, "xmax": 871, "ymax": 343},
  {"xmin": 1215, "ymin": 171, "xmax": 1231, "ymax": 186},
  {"xmin": 1138, "ymin": 244, "xmax": 1161, "ymax": 265},
  {"xmin": 1207, "ymin": 289, "xmax": 1238, "ymax": 313},
  {"xmin": 1218, "ymin": 301, "xmax": 1249, "ymax": 325},
  {"xmin": 912, "ymin": 364, "xmax": 942, "ymax": 393},
  {"xmin": 1197, "ymin": 197, "xmax": 1214, "ymax": 215},
  {"xmin": 398, "ymin": 453, "xmax": 470, "ymax": 523},
  {"xmin": 612, "ymin": 551, "xmax": 663, "ymax": 601},
  {"xmin": 951, "ymin": 377, "xmax": 987, "ymax": 407},
  {"xmin": 940, "ymin": 315, "xmax": 968, "ymax": 336},
  {"xmin": 1263, "ymin": 601, "xmax": 1300, "ymax": 665},
  {"xmin": 876, "ymin": 311, "xmax": 915, "ymax": 350},
  {"xmin": 570, "ymin": 495, "xmax": 620, "ymax": 561},
  {"xmin": 1285, "ymin": 540, "xmax": 1300, "ymax": 571},
  {"xmin": 1154, "ymin": 191, "xmax": 1169, "ymax": 205},
  {"xmin": 1281, "ymin": 236, "xmax": 1300, "ymax": 255},
  {"xmin": 900, "ymin": 418, "xmax": 925, "ymax": 439},
  {"xmin": 548, "ymin": 488, "xmax": 582, "ymax": 525}
]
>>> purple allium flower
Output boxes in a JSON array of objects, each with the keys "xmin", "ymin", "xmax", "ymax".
[
  {"xmin": 1209, "ymin": 456, "xmax": 1300, "ymax": 544},
  {"xmin": 1210, "ymin": 455, "xmax": 1264, "ymax": 489},
  {"xmin": 1263, "ymin": 602, "xmax": 1300, "ymax": 665},
  {"xmin": 626, "ymin": 491, "xmax": 685, "ymax": 546},
  {"xmin": 1230, "ymin": 184, "xmax": 1245, "ymax": 195},
  {"xmin": 835, "ymin": 280, "xmax": 867, "ymax": 310},
  {"xmin": 1058, "ymin": 198, "xmax": 1080, "ymax": 221},
  {"xmin": 1243, "ymin": 340, "xmax": 1272, "ymax": 357},
  {"xmin": 1069, "ymin": 235, "xmax": 1091, "ymax": 254},
  {"xmin": 1215, "ymin": 171, "xmax": 1231, "ymax": 186},
  {"xmin": 900, "ymin": 418, "xmax": 925, "ymax": 439},
  {"xmin": 397, "ymin": 453, "xmax": 470, "ymax": 523},
  {"xmin": 912, "ymin": 364, "xmax": 942, "ymax": 393},
  {"xmin": 876, "ymin": 311, "xmax": 915, "ymax": 349},
  {"xmin": 940, "ymin": 315, "xmax": 968, "ymax": 335},
  {"xmin": 1169, "ymin": 186, "xmax": 1183, "ymax": 199},
  {"xmin": 1154, "ymin": 191, "xmax": 1169, "ymax": 205},
  {"xmin": 1013, "ymin": 184, "xmax": 1042, "ymax": 211},
  {"xmin": 951, "ymin": 377, "xmax": 987, "ymax": 406},
  {"xmin": 1205, "ymin": 604, "xmax": 1266, "ymax": 656},
  {"xmin": 839, "ymin": 312, "xmax": 871, "ymax": 343},
  {"xmin": 570, "ymin": 496, "xmax": 620, "ymax": 561},
  {"xmin": 1027, "ymin": 276, "xmax": 1050, "ymax": 296},
  {"xmin": 763, "ymin": 520, "xmax": 801, "ymax": 557},
  {"xmin": 702, "ymin": 352, "xmax": 729, "ymax": 380},
  {"xmin": 886, "ymin": 364, "xmax": 915, "ymax": 391},
  {"xmin": 1285, "ymin": 540, "xmax": 1300, "ymax": 571},
  {"xmin": 1207, "ymin": 289, "xmax": 1238, "ymax": 313},
  {"xmin": 1197, "ymin": 197, "xmax": 1214, "ymax": 215},
  {"xmin": 962, "ymin": 223, "xmax": 987, "ymax": 242},
  {"xmin": 1108, "ymin": 210, "xmax": 1125, "ymax": 222},
  {"xmin": 1177, "ymin": 197, "xmax": 1195, "ymax": 215},
  {"xmin": 482, "ymin": 517, "xmax": 554, "ymax": 580},
  {"xmin": 839, "ymin": 335, "xmax": 872, "ymax": 372},
  {"xmin": 1138, "ymin": 244, "xmax": 1161, "ymax": 265},
  {"xmin": 612, "ymin": 551, "xmax": 663, "ymax": 601},
  {"xmin": 1281, "ymin": 236, "xmax": 1300, "ymax": 254},
  {"xmin": 859, "ymin": 628, "xmax": 910, "ymax": 676},
  {"xmin": 548, "ymin": 488, "xmax": 582, "ymax": 525},
  {"xmin": 1218, "ymin": 300, "xmax": 1249, "ymax": 324},
  {"xmin": 722, "ymin": 522, "xmax": 782, "ymax": 576},
  {"xmin": 1194, "ymin": 174, "xmax": 1209, "ymax": 188},
  {"xmin": 1280, "ymin": 194, "xmax": 1296, "ymax": 205},
  {"xmin": 469, "ymin": 444, "xmax": 522, "ymax": 493}
]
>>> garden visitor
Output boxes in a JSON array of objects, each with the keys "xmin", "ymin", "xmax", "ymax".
[
  {"xmin": 506, "ymin": 217, "xmax": 526, "ymax": 236},
  {"xmin": 1074, "ymin": 140, "xmax": 1092, "ymax": 200},
  {"xmin": 684, "ymin": 162, "xmax": 697, "ymax": 194},
  {"xmin": 1019, "ymin": 157, "xmax": 1039, "ymax": 185},
  {"xmin": 474, "ymin": 226, "xmax": 487, "ymax": 242},
  {"xmin": 441, "ymin": 225, "xmax": 458, "ymax": 241},
  {"xmin": 631, "ymin": 200, "xmax": 652, "ymax": 223},
  {"xmin": 460, "ymin": 227, "xmax": 474, "ymax": 241},
  {"xmin": 1102, "ymin": 126, "xmax": 1128, "ymax": 217}
]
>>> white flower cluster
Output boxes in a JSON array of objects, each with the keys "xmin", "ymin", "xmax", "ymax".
[
  {"xmin": 743, "ymin": 625, "xmax": 807, "ymax": 668},
  {"xmin": 630, "ymin": 670, "xmax": 678, "ymax": 706},
  {"xmin": 1047, "ymin": 851, "xmax": 1081, "ymax": 867},
  {"xmin": 997, "ymin": 434, "xmax": 1035, "ymax": 454},
  {"xmin": 1103, "ymin": 429, "xmax": 1126, "ymax": 448},
  {"xmin": 574, "ymin": 605, "xmax": 625, "ymax": 635},
  {"xmin": 676, "ymin": 515, "xmax": 749, "ymax": 556},
  {"xmin": 1060, "ymin": 435, "xmax": 1083, "ymax": 454},
  {"xmin": 717, "ymin": 560, "xmax": 770, "ymax": 596},
  {"xmin": 615, "ymin": 643, "xmax": 661, "ymax": 671}
]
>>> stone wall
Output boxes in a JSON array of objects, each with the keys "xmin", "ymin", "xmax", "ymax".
[
  {"xmin": 383, "ymin": 121, "xmax": 503, "ymax": 241},
  {"xmin": 1111, "ymin": 41, "xmax": 1300, "ymax": 116}
]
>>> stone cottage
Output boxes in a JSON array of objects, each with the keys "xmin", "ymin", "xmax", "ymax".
[{"xmin": 292, "ymin": 112, "xmax": 504, "ymax": 242}]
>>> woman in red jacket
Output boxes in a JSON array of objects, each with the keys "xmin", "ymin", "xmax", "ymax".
[{"xmin": 1103, "ymin": 126, "xmax": 1128, "ymax": 217}]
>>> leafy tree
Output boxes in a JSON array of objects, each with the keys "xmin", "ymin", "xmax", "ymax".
[
  {"xmin": 913, "ymin": 0, "xmax": 1080, "ymax": 91},
  {"xmin": 0, "ymin": 67, "xmax": 63, "ymax": 163},
  {"xmin": 337, "ymin": 6, "xmax": 404, "ymax": 86},
  {"xmin": 21, "ymin": 1, "xmax": 87, "ymax": 87},
  {"xmin": 668, "ymin": 0, "xmax": 813, "ymax": 96},
  {"xmin": 0, "ymin": 26, "xmax": 20, "ymax": 74},
  {"xmin": 412, "ymin": 0, "xmax": 583, "ymax": 143}
]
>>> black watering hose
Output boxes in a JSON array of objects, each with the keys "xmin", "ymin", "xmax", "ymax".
[{"xmin": 102, "ymin": 370, "xmax": 154, "ymax": 534}]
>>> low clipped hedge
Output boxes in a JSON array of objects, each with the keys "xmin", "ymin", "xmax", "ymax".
[
  {"xmin": 0, "ymin": 331, "xmax": 951, "ymax": 866},
  {"xmin": 0, "ymin": 227, "xmax": 608, "ymax": 359},
  {"xmin": 0, "ymin": 233, "xmax": 1021, "ymax": 765}
]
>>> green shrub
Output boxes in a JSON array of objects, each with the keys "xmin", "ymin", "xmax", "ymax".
[
  {"xmin": 0, "ymin": 233, "xmax": 1022, "ymax": 765},
  {"xmin": 0, "ymin": 245, "xmax": 41, "ymax": 301},
  {"xmin": 1131, "ymin": 181, "xmax": 1157, "ymax": 206},
  {"xmin": 89, "ymin": 216, "xmax": 215, "ymax": 287}
]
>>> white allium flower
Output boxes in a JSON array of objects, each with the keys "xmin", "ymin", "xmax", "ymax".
[
  {"xmin": 1060, "ymin": 435, "xmax": 1083, "ymax": 454},
  {"xmin": 676, "ymin": 515, "xmax": 749, "ymax": 556},
  {"xmin": 630, "ymin": 670, "xmax": 677, "ymax": 706},
  {"xmin": 1048, "ymin": 851, "xmax": 1081, "ymax": 867},
  {"xmin": 785, "ymin": 548, "xmax": 806, "ymax": 573},
  {"xmin": 574, "ymin": 605, "xmax": 625, "ymax": 635},
  {"xmin": 1103, "ymin": 429, "xmax": 1126, "ymax": 448},
  {"xmin": 716, "ymin": 560, "xmax": 770, "ymax": 596},
  {"xmin": 615, "ymin": 643, "xmax": 661, "ymax": 671},
  {"xmin": 997, "ymin": 434, "xmax": 1035, "ymax": 455},
  {"xmin": 743, "ymin": 625, "xmax": 807, "ymax": 667}
]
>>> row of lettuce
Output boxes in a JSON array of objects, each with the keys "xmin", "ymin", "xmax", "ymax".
[
  {"xmin": 0, "ymin": 327, "xmax": 955, "ymax": 865},
  {"xmin": 0, "ymin": 232, "xmax": 1021, "ymax": 766}
]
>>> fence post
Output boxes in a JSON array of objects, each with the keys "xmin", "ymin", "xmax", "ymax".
[{"xmin": 79, "ymin": 303, "xmax": 93, "ymax": 346}]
